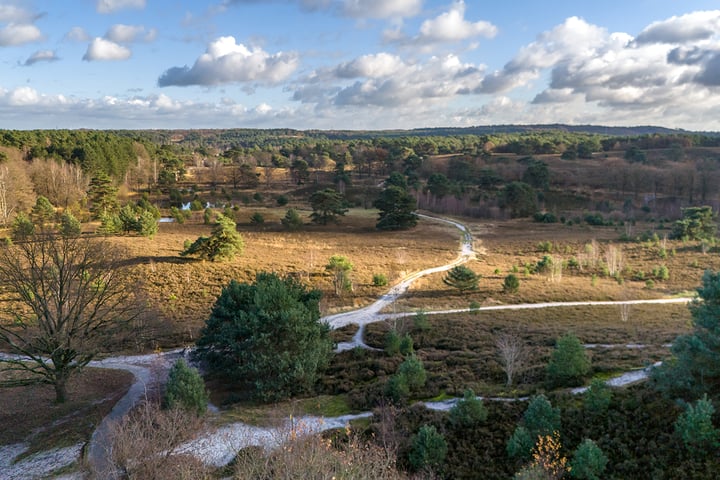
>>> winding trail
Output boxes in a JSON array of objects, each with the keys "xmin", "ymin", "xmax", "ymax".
[
  {"xmin": 324, "ymin": 213, "xmax": 476, "ymax": 351},
  {"xmin": 1, "ymin": 213, "xmax": 695, "ymax": 477}
]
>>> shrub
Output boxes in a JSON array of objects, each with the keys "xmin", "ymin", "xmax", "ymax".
[
  {"xmin": 398, "ymin": 354, "xmax": 426, "ymax": 392},
  {"xmin": 584, "ymin": 378, "xmax": 612, "ymax": 415},
  {"xmin": 385, "ymin": 329, "xmax": 401, "ymax": 356},
  {"xmin": 250, "ymin": 212, "xmax": 265, "ymax": 225},
  {"xmin": 546, "ymin": 333, "xmax": 590, "ymax": 388},
  {"xmin": 408, "ymin": 424, "xmax": 447, "ymax": 472},
  {"xmin": 674, "ymin": 394, "xmax": 719, "ymax": 455},
  {"xmin": 372, "ymin": 273, "xmax": 388, "ymax": 287},
  {"xmin": 190, "ymin": 198, "xmax": 203, "ymax": 211},
  {"xmin": 163, "ymin": 359, "xmax": 208, "ymax": 416},
  {"xmin": 276, "ymin": 194, "xmax": 289, "ymax": 206},
  {"xmin": 399, "ymin": 334, "xmax": 414, "ymax": 356},
  {"xmin": 443, "ymin": 265, "xmax": 480, "ymax": 291},
  {"xmin": 449, "ymin": 389, "xmax": 488, "ymax": 427},
  {"xmin": 504, "ymin": 274, "xmax": 520, "ymax": 293},
  {"xmin": 281, "ymin": 208, "xmax": 303, "ymax": 231},
  {"xmin": 570, "ymin": 439, "xmax": 608, "ymax": 480}
]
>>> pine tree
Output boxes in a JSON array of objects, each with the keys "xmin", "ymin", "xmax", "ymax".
[
  {"xmin": 181, "ymin": 214, "xmax": 244, "ymax": 262},
  {"xmin": 443, "ymin": 265, "xmax": 480, "ymax": 291},
  {"xmin": 163, "ymin": 358, "xmax": 208, "ymax": 416}
]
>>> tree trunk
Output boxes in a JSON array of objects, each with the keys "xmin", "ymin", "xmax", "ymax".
[{"xmin": 54, "ymin": 374, "xmax": 68, "ymax": 403}]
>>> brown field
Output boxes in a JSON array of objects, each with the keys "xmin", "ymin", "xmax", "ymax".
[{"xmin": 0, "ymin": 368, "xmax": 133, "ymax": 452}]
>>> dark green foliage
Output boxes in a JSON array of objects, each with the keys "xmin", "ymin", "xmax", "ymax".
[
  {"xmin": 181, "ymin": 214, "xmax": 244, "ymax": 262},
  {"xmin": 546, "ymin": 333, "xmax": 590, "ymax": 388},
  {"xmin": 203, "ymin": 208, "xmax": 213, "ymax": 225},
  {"xmin": 372, "ymin": 273, "xmax": 388, "ymax": 286},
  {"xmin": 190, "ymin": 198, "xmax": 204, "ymax": 211},
  {"xmin": 508, "ymin": 395, "xmax": 561, "ymax": 460},
  {"xmin": 309, "ymin": 188, "xmax": 347, "ymax": 225},
  {"xmin": 96, "ymin": 211, "xmax": 123, "ymax": 235},
  {"xmin": 399, "ymin": 334, "xmax": 414, "ymax": 356},
  {"xmin": 426, "ymin": 173, "xmax": 453, "ymax": 198},
  {"xmin": 88, "ymin": 173, "xmax": 118, "ymax": 219},
  {"xmin": 653, "ymin": 270, "xmax": 720, "ymax": 399},
  {"xmin": 398, "ymin": 354, "xmax": 427, "ymax": 391},
  {"xmin": 409, "ymin": 424, "xmax": 447, "ymax": 472},
  {"xmin": 59, "ymin": 210, "xmax": 81, "ymax": 237},
  {"xmin": 672, "ymin": 206, "xmax": 716, "ymax": 241},
  {"xmin": 194, "ymin": 272, "xmax": 332, "ymax": 402},
  {"xmin": 503, "ymin": 274, "xmax": 520, "ymax": 293},
  {"xmin": 584, "ymin": 379, "xmax": 612, "ymax": 415},
  {"xmin": 624, "ymin": 146, "xmax": 647, "ymax": 164},
  {"xmin": 674, "ymin": 394, "xmax": 719, "ymax": 455},
  {"xmin": 31, "ymin": 196, "xmax": 55, "ymax": 224},
  {"xmin": 385, "ymin": 172, "xmax": 408, "ymax": 190},
  {"xmin": 171, "ymin": 206, "xmax": 189, "ymax": 224},
  {"xmin": 250, "ymin": 212, "xmax": 265, "ymax": 225},
  {"xmin": 522, "ymin": 159, "xmax": 550, "ymax": 190},
  {"xmin": 504, "ymin": 181, "xmax": 538, "ymax": 218},
  {"xmin": 290, "ymin": 158, "xmax": 310, "ymax": 184},
  {"xmin": 449, "ymin": 389, "xmax": 488, "ymax": 427},
  {"xmin": 163, "ymin": 359, "xmax": 208, "ymax": 416},
  {"xmin": 281, "ymin": 208, "xmax": 303, "ymax": 230},
  {"xmin": 276, "ymin": 194, "xmax": 289, "ymax": 206},
  {"xmin": 11, "ymin": 212, "xmax": 34, "ymax": 240},
  {"xmin": 443, "ymin": 265, "xmax": 480, "ymax": 291},
  {"xmin": 385, "ymin": 329, "xmax": 401, "ymax": 356},
  {"xmin": 570, "ymin": 439, "xmax": 608, "ymax": 480},
  {"xmin": 374, "ymin": 185, "xmax": 417, "ymax": 231}
]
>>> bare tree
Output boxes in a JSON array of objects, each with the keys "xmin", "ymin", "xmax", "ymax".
[
  {"xmin": 30, "ymin": 159, "xmax": 88, "ymax": 209},
  {"xmin": 495, "ymin": 332, "xmax": 528, "ymax": 386},
  {"xmin": 604, "ymin": 244, "xmax": 624, "ymax": 277},
  {"xmin": 0, "ymin": 230, "xmax": 140, "ymax": 402},
  {"xmin": 0, "ymin": 161, "xmax": 34, "ymax": 226},
  {"xmin": 107, "ymin": 401, "xmax": 210, "ymax": 480}
]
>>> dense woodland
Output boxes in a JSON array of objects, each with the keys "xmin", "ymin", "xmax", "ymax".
[{"xmin": 2, "ymin": 126, "xmax": 720, "ymax": 479}]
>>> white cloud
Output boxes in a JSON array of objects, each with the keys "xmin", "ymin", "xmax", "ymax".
[
  {"xmin": 105, "ymin": 24, "xmax": 156, "ymax": 43},
  {"xmin": 157, "ymin": 36, "xmax": 299, "ymax": 87},
  {"xmin": 417, "ymin": 1, "xmax": 497, "ymax": 42},
  {"xmin": 0, "ymin": 4, "xmax": 37, "ymax": 23},
  {"xmin": 334, "ymin": 53, "xmax": 405, "ymax": 78},
  {"xmin": 636, "ymin": 10, "xmax": 720, "ymax": 44},
  {"xmin": 83, "ymin": 37, "xmax": 132, "ymax": 61},
  {"xmin": 296, "ymin": 52, "xmax": 484, "ymax": 108},
  {"xmin": 24, "ymin": 50, "xmax": 59, "ymax": 66},
  {"xmin": 341, "ymin": 0, "xmax": 421, "ymax": 19},
  {"xmin": 65, "ymin": 26, "xmax": 90, "ymax": 42},
  {"xmin": 96, "ymin": 0, "xmax": 146, "ymax": 14},
  {"xmin": 0, "ymin": 23, "xmax": 42, "ymax": 46}
]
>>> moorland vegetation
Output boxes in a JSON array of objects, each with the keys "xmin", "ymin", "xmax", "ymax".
[{"xmin": 1, "ymin": 126, "xmax": 720, "ymax": 478}]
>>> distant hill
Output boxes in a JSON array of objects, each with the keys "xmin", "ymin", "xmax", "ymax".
[{"xmin": 314, "ymin": 124, "xmax": 718, "ymax": 139}]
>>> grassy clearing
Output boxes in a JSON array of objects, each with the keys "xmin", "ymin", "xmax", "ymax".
[{"xmin": 0, "ymin": 368, "xmax": 133, "ymax": 452}]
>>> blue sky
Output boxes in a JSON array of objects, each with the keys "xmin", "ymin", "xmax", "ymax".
[{"xmin": 1, "ymin": 0, "xmax": 720, "ymax": 130}]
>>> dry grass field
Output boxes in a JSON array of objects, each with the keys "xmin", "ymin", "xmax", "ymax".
[{"xmin": 0, "ymin": 368, "xmax": 133, "ymax": 456}]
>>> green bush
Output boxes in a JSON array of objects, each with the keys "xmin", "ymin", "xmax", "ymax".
[
  {"xmin": 503, "ymin": 274, "xmax": 520, "ymax": 293},
  {"xmin": 163, "ymin": 358, "xmax": 208, "ymax": 416},
  {"xmin": 584, "ymin": 378, "xmax": 612, "ymax": 415},
  {"xmin": 276, "ymin": 194, "xmax": 289, "ymax": 206},
  {"xmin": 674, "ymin": 394, "xmax": 719, "ymax": 455},
  {"xmin": 449, "ymin": 389, "xmax": 488, "ymax": 427},
  {"xmin": 443, "ymin": 265, "xmax": 480, "ymax": 291},
  {"xmin": 372, "ymin": 273, "xmax": 388, "ymax": 287},
  {"xmin": 546, "ymin": 333, "xmax": 590, "ymax": 388},
  {"xmin": 409, "ymin": 424, "xmax": 447, "ymax": 472},
  {"xmin": 250, "ymin": 212, "xmax": 265, "ymax": 225},
  {"xmin": 570, "ymin": 439, "xmax": 608, "ymax": 480}
]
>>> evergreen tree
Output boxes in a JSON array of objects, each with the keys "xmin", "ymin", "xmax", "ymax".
[
  {"xmin": 409, "ymin": 425, "xmax": 447, "ymax": 472},
  {"xmin": 653, "ymin": 270, "xmax": 720, "ymax": 399},
  {"xmin": 504, "ymin": 181, "xmax": 538, "ymax": 218},
  {"xmin": 546, "ymin": 332, "xmax": 590, "ymax": 388},
  {"xmin": 59, "ymin": 210, "xmax": 81, "ymax": 237},
  {"xmin": 325, "ymin": 255, "xmax": 353, "ymax": 296},
  {"xmin": 88, "ymin": 173, "xmax": 118, "ymax": 219},
  {"xmin": 181, "ymin": 214, "xmax": 244, "ymax": 262},
  {"xmin": 281, "ymin": 207, "xmax": 303, "ymax": 230},
  {"xmin": 443, "ymin": 265, "xmax": 480, "ymax": 291},
  {"xmin": 449, "ymin": 389, "xmax": 488, "ymax": 427},
  {"xmin": 309, "ymin": 188, "xmax": 348, "ymax": 225},
  {"xmin": 193, "ymin": 273, "xmax": 332, "ymax": 402},
  {"xmin": 374, "ymin": 185, "xmax": 417, "ymax": 230},
  {"xmin": 672, "ymin": 206, "xmax": 716, "ymax": 241},
  {"xmin": 570, "ymin": 439, "xmax": 608, "ymax": 480},
  {"xmin": 163, "ymin": 358, "xmax": 209, "ymax": 416},
  {"xmin": 508, "ymin": 395, "xmax": 562, "ymax": 460},
  {"xmin": 31, "ymin": 196, "xmax": 55, "ymax": 224},
  {"xmin": 674, "ymin": 394, "xmax": 719, "ymax": 455}
]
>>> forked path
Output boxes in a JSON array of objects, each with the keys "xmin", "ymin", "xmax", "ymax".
[{"xmin": 324, "ymin": 213, "xmax": 476, "ymax": 351}]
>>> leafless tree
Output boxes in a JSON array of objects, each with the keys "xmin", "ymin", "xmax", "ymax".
[
  {"xmin": 495, "ymin": 332, "xmax": 528, "ymax": 386},
  {"xmin": 0, "ymin": 161, "xmax": 34, "ymax": 225},
  {"xmin": 0, "ymin": 230, "xmax": 140, "ymax": 402},
  {"xmin": 604, "ymin": 244, "xmax": 624, "ymax": 277},
  {"xmin": 30, "ymin": 159, "xmax": 88, "ymax": 209},
  {"xmin": 107, "ymin": 401, "xmax": 210, "ymax": 480}
]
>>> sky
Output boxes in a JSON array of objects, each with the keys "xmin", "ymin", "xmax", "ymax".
[{"xmin": 2, "ymin": 0, "xmax": 720, "ymax": 131}]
